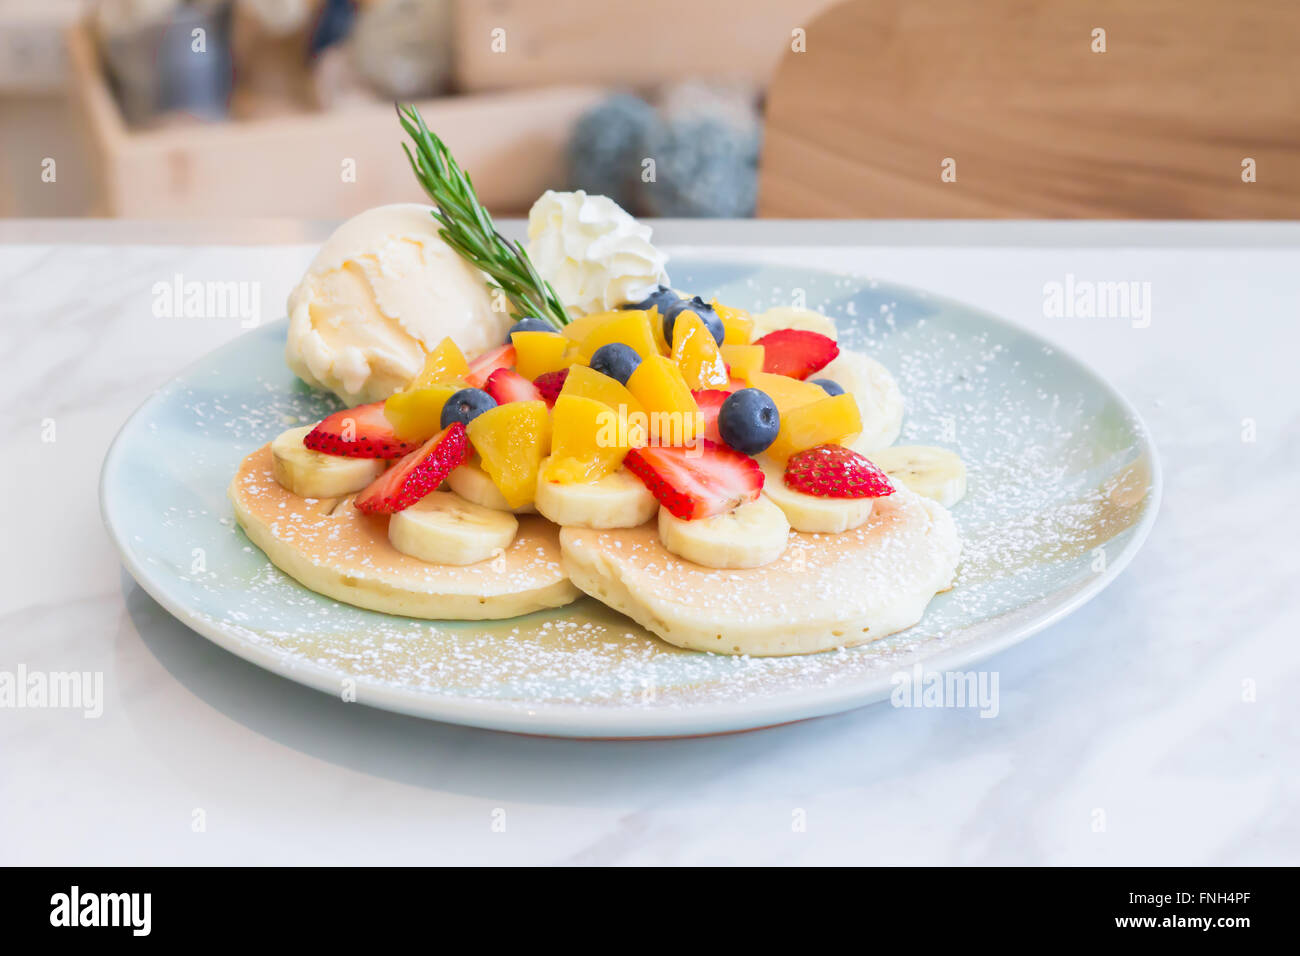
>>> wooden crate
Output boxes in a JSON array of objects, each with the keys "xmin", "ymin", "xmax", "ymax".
[
  {"xmin": 452, "ymin": 0, "xmax": 837, "ymax": 92},
  {"xmin": 65, "ymin": 24, "xmax": 606, "ymax": 218}
]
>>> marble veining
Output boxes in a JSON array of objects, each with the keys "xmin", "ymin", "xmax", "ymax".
[{"xmin": 0, "ymin": 223, "xmax": 1296, "ymax": 865}]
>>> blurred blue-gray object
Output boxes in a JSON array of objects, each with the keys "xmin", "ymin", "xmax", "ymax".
[
  {"xmin": 640, "ymin": 115, "xmax": 759, "ymax": 218},
  {"xmin": 309, "ymin": 0, "xmax": 357, "ymax": 56},
  {"xmin": 98, "ymin": 2, "xmax": 235, "ymax": 126},
  {"xmin": 566, "ymin": 85, "xmax": 761, "ymax": 218},
  {"xmin": 566, "ymin": 93, "xmax": 661, "ymax": 211}
]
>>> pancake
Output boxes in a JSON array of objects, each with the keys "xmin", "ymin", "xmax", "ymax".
[
  {"xmin": 559, "ymin": 489, "xmax": 960, "ymax": 656},
  {"xmin": 230, "ymin": 445, "xmax": 580, "ymax": 619}
]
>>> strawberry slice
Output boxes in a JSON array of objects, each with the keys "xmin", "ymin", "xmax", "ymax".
[
  {"xmin": 753, "ymin": 329, "xmax": 839, "ymax": 380},
  {"xmin": 354, "ymin": 423, "xmax": 471, "ymax": 515},
  {"xmin": 690, "ymin": 389, "xmax": 730, "ymax": 445},
  {"xmin": 533, "ymin": 368, "xmax": 569, "ymax": 407},
  {"xmin": 624, "ymin": 440, "xmax": 764, "ymax": 520},
  {"xmin": 303, "ymin": 401, "xmax": 420, "ymax": 459},
  {"xmin": 465, "ymin": 344, "xmax": 516, "ymax": 389},
  {"xmin": 485, "ymin": 367, "xmax": 542, "ymax": 404},
  {"xmin": 784, "ymin": 444, "xmax": 894, "ymax": 499}
]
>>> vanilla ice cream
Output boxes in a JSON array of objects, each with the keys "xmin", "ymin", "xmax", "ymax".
[
  {"xmin": 525, "ymin": 190, "xmax": 670, "ymax": 319},
  {"xmin": 286, "ymin": 203, "xmax": 507, "ymax": 405}
]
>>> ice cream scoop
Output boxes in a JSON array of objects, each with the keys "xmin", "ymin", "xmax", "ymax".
[{"xmin": 286, "ymin": 203, "xmax": 506, "ymax": 405}]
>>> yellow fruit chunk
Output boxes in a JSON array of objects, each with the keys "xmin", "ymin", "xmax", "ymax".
[
  {"xmin": 578, "ymin": 310, "xmax": 658, "ymax": 362},
  {"xmin": 671, "ymin": 310, "xmax": 730, "ymax": 390},
  {"xmin": 383, "ymin": 383, "xmax": 464, "ymax": 441},
  {"xmin": 412, "ymin": 337, "xmax": 470, "ymax": 388},
  {"xmin": 748, "ymin": 371, "xmax": 828, "ymax": 415},
  {"xmin": 720, "ymin": 344, "xmax": 764, "ymax": 382},
  {"xmin": 511, "ymin": 330, "xmax": 569, "ymax": 380},
  {"xmin": 561, "ymin": 310, "xmax": 617, "ymax": 343},
  {"xmin": 560, "ymin": 364, "xmax": 645, "ymax": 417},
  {"xmin": 466, "ymin": 400, "xmax": 550, "ymax": 508},
  {"xmin": 545, "ymin": 395, "xmax": 630, "ymax": 483},
  {"xmin": 713, "ymin": 301, "xmax": 754, "ymax": 345},
  {"xmin": 625, "ymin": 354, "xmax": 700, "ymax": 445},
  {"xmin": 765, "ymin": 393, "xmax": 863, "ymax": 463},
  {"xmin": 648, "ymin": 305, "xmax": 671, "ymax": 355}
]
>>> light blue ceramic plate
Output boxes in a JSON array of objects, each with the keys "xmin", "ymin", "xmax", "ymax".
[{"xmin": 101, "ymin": 261, "xmax": 1160, "ymax": 738}]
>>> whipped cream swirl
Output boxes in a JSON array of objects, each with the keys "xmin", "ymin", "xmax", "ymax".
[{"xmin": 525, "ymin": 190, "xmax": 670, "ymax": 319}]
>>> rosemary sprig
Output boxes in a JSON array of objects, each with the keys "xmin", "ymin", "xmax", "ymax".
[{"xmin": 397, "ymin": 104, "xmax": 570, "ymax": 328}]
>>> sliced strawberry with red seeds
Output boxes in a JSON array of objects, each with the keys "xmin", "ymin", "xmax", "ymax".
[
  {"xmin": 753, "ymin": 329, "xmax": 839, "ymax": 380},
  {"xmin": 353, "ymin": 423, "xmax": 470, "ymax": 515},
  {"xmin": 624, "ymin": 440, "xmax": 764, "ymax": 520},
  {"xmin": 690, "ymin": 388, "xmax": 730, "ymax": 445},
  {"xmin": 533, "ymin": 368, "xmax": 569, "ymax": 407},
  {"xmin": 465, "ymin": 344, "xmax": 516, "ymax": 389},
  {"xmin": 303, "ymin": 401, "xmax": 420, "ymax": 459},
  {"xmin": 485, "ymin": 367, "xmax": 542, "ymax": 404},
  {"xmin": 784, "ymin": 444, "xmax": 894, "ymax": 499}
]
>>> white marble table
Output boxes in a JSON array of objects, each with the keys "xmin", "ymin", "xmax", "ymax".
[{"xmin": 2, "ymin": 220, "xmax": 1296, "ymax": 866}]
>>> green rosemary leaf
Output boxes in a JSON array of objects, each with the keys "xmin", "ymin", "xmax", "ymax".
[{"xmin": 396, "ymin": 106, "xmax": 570, "ymax": 328}]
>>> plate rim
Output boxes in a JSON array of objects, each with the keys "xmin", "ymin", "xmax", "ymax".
[{"xmin": 99, "ymin": 268, "xmax": 1163, "ymax": 738}]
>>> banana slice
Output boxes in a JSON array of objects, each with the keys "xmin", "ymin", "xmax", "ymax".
[
  {"xmin": 757, "ymin": 458, "xmax": 875, "ymax": 533},
  {"xmin": 868, "ymin": 445, "xmax": 967, "ymax": 507},
  {"xmin": 657, "ymin": 496, "xmax": 790, "ymax": 569},
  {"xmin": 535, "ymin": 461, "xmax": 658, "ymax": 529},
  {"xmin": 446, "ymin": 457, "xmax": 537, "ymax": 514},
  {"xmin": 388, "ymin": 491, "xmax": 519, "ymax": 566},
  {"xmin": 271, "ymin": 425, "xmax": 387, "ymax": 498},
  {"xmin": 817, "ymin": 349, "xmax": 904, "ymax": 455},
  {"xmin": 751, "ymin": 306, "xmax": 838, "ymax": 341}
]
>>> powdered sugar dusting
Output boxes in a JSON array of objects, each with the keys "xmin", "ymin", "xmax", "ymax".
[{"xmin": 112, "ymin": 263, "xmax": 1155, "ymax": 717}]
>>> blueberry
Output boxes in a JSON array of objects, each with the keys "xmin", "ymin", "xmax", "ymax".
[
  {"xmin": 589, "ymin": 342, "xmax": 642, "ymax": 385},
  {"xmin": 440, "ymin": 388, "xmax": 496, "ymax": 428},
  {"xmin": 717, "ymin": 388, "xmax": 780, "ymax": 455},
  {"xmin": 811, "ymin": 378, "xmax": 844, "ymax": 396},
  {"xmin": 508, "ymin": 316, "xmax": 558, "ymax": 340},
  {"xmin": 623, "ymin": 285, "xmax": 680, "ymax": 316},
  {"xmin": 662, "ymin": 295, "xmax": 725, "ymax": 347}
]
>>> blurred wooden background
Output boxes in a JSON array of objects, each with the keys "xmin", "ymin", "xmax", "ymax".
[
  {"xmin": 4, "ymin": 0, "xmax": 832, "ymax": 218},
  {"xmin": 760, "ymin": 0, "xmax": 1300, "ymax": 218},
  {"xmin": 452, "ymin": 0, "xmax": 835, "ymax": 91},
  {"xmin": 4, "ymin": 0, "xmax": 1299, "ymax": 218}
]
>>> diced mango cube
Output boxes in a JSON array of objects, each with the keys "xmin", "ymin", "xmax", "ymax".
[
  {"xmin": 578, "ymin": 309, "xmax": 658, "ymax": 363},
  {"xmin": 466, "ymin": 400, "xmax": 551, "ymax": 507},
  {"xmin": 560, "ymin": 364, "xmax": 645, "ymax": 417},
  {"xmin": 412, "ymin": 337, "xmax": 471, "ymax": 388},
  {"xmin": 671, "ymin": 310, "xmax": 730, "ymax": 390},
  {"xmin": 719, "ymin": 344, "xmax": 764, "ymax": 385},
  {"xmin": 625, "ymin": 354, "xmax": 701, "ymax": 445},
  {"xmin": 544, "ymin": 394, "xmax": 630, "ymax": 483},
  {"xmin": 713, "ymin": 300, "xmax": 754, "ymax": 345},
  {"xmin": 511, "ymin": 330, "xmax": 569, "ymax": 380},
  {"xmin": 383, "ymin": 383, "xmax": 465, "ymax": 441},
  {"xmin": 747, "ymin": 371, "xmax": 829, "ymax": 415},
  {"xmin": 561, "ymin": 309, "xmax": 618, "ymax": 343},
  {"xmin": 765, "ymin": 393, "xmax": 863, "ymax": 463},
  {"xmin": 648, "ymin": 305, "xmax": 671, "ymax": 355}
]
